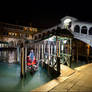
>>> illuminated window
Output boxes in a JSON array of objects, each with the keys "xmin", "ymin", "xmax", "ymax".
[
  {"xmin": 9, "ymin": 32, "xmax": 12, "ymax": 35},
  {"xmin": 24, "ymin": 27, "xmax": 27, "ymax": 31},
  {"xmin": 15, "ymin": 33, "xmax": 17, "ymax": 36},
  {"xmin": 12, "ymin": 33, "xmax": 15, "ymax": 36},
  {"xmin": 29, "ymin": 28, "xmax": 32, "ymax": 32}
]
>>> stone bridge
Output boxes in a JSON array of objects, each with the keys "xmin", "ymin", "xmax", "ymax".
[{"xmin": 33, "ymin": 16, "xmax": 92, "ymax": 47}]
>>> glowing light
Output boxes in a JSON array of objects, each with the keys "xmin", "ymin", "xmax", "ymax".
[
  {"xmin": 46, "ymin": 36, "xmax": 55, "ymax": 41},
  {"xmin": 64, "ymin": 19, "xmax": 72, "ymax": 24},
  {"xmin": 61, "ymin": 45, "xmax": 63, "ymax": 51},
  {"xmin": 63, "ymin": 40, "xmax": 67, "ymax": 44},
  {"xmin": 64, "ymin": 19, "xmax": 72, "ymax": 29}
]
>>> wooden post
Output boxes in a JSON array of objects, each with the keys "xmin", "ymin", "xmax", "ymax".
[
  {"xmin": 56, "ymin": 36, "xmax": 60, "ymax": 74},
  {"xmin": 87, "ymin": 44, "xmax": 90, "ymax": 63},
  {"xmin": 59, "ymin": 41, "xmax": 60, "ymax": 57},
  {"xmin": 20, "ymin": 47, "xmax": 25, "ymax": 78},
  {"xmin": 24, "ymin": 46, "xmax": 27, "ymax": 73},
  {"xmin": 57, "ymin": 57, "xmax": 60, "ymax": 74},
  {"xmin": 51, "ymin": 44, "xmax": 53, "ymax": 56},
  {"xmin": 56, "ymin": 36, "xmax": 58, "ymax": 57}
]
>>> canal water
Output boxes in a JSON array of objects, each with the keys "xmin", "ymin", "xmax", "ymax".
[
  {"xmin": 0, "ymin": 61, "xmax": 54, "ymax": 92},
  {"xmin": 0, "ymin": 50, "xmax": 89, "ymax": 92}
]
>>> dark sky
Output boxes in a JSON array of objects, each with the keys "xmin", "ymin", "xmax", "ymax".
[{"xmin": 0, "ymin": 1, "xmax": 92, "ymax": 29}]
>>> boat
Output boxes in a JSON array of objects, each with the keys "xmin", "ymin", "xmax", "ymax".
[{"xmin": 27, "ymin": 56, "xmax": 39, "ymax": 72}]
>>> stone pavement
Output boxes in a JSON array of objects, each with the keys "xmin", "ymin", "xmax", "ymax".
[{"xmin": 31, "ymin": 63, "xmax": 92, "ymax": 92}]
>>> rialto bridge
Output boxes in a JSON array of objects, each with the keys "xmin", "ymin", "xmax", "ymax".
[{"xmin": 33, "ymin": 16, "xmax": 92, "ymax": 47}]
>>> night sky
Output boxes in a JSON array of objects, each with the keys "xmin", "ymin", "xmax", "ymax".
[{"xmin": 0, "ymin": 1, "xmax": 92, "ymax": 29}]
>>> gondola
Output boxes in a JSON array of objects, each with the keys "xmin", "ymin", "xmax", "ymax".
[{"xmin": 27, "ymin": 56, "xmax": 39, "ymax": 73}]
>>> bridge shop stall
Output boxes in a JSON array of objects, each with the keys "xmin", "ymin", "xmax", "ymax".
[{"xmin": 32, "ymin": 27, "xmax": 73, "ymax": 75}]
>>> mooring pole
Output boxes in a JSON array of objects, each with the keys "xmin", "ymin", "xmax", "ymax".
[
  {"xmin": 56, "ymin": 36, "xmax": 60, "ymax": 74},
  {"xmin": 20, "ymin": 47, "xmax": 25, "ymax": 78},
  {"xmin": 20, "ymin": 41, "xmax": 27, "ymax": 79},
  {"xmin": 24, "ymin": 46, "xmax": 27, "ymax": 74}
]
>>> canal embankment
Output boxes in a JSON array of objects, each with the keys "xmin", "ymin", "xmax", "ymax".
[
  {"xmin": 32, "ymin": 63, "xmax": 92, "ymax": 92},
  {"xmin": 31, "ymin": 64, "xmax": 75, "ymax": 92}
]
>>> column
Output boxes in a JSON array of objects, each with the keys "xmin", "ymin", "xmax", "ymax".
[
  {"xmin": 87, "ymin": 27, "xmax": 89, "ymax": 35},
  {"xmin": 80, "ymin": 26, "xmax": 82, "ymax": 35},
  {"xmin": 70, "ymin": 39, "xmax": 72, "ymax": 55},
  {"xmin": 17, "ymin": 46, "xmax": 20, "ymax": 62},
  {"xmin": 48, "ymin": 43, "xmax": 50, "ymax": 61},
  {"xmin": 70, "ymin": 39, "xmax": 72, "ymax": 67},
  {"xmin": 37, "ymin": 43, "xmax": 39, "ymax": 60},
  {"xmin": 56, "ymin": 36, "xmax": 58, "ymax": 57},
  {"xmin": 42, "ymin": 44, "xmax": 44, "ymax": 59},
  {"xmin": 39, "ymin": 44, "xmax": 40, "ymax": 60}
]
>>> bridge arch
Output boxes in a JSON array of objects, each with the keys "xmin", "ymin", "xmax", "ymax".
[
  {"xmin": 81, "ymin": 26, "xmax": 88, "ymax": 34},
  {"xmin": 74, "ymin": 25, "xmax": 80, "ymax": 33},
  {"xmin": 89, "ymin": 27, "xmax": 92, "ymax": 35}
]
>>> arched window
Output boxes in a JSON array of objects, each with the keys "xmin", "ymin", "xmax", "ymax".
[
  {"xmin": 43, "ymin": 33, "xmax": 45, "ymax": 36},
  {"xmin": 42, "ymin": 33, "xmax": 46, "ymax": 37},
  {"xmin": 35, "ymin": 36, "xmax": 37, "ymax": 40},
  {"xmin": 81, "ymin": 26, "xmax": 87, "ymax": 34},
  {"xmin": 89, "ymin": 27, "xmax": 92, "ymax": 35},
  {"xmin": 47, "ymin": 31, "xmax": 50, "ymax": 34},
  {"xmin": 51, "ymin": 29, "xmax": 56, "ymax": 35},
  {"xmin": 39, "ymin": 34, "xmax": 41, "ymax": 38},
  {"xmin": 74, "ymin": 25, "xmax": 80, "ymax": 33}
]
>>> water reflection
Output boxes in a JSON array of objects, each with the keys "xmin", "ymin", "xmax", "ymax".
[
  {"xmin": 0, "ymin": 50, "xmax": 17, "ymax": 63},
  {"xmin": 0, "ymin": 62, "xmax": 54, "ymax": 92}
]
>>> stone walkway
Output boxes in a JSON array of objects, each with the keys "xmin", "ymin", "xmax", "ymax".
[{"xmin": 31, "ymin": 63, "xmax": 92, "ymax": 92}]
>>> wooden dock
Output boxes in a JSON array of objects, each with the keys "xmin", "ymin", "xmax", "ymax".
[{"xmin": 31, "ymin": 63, "xmax": 92, "ymax": 92}]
